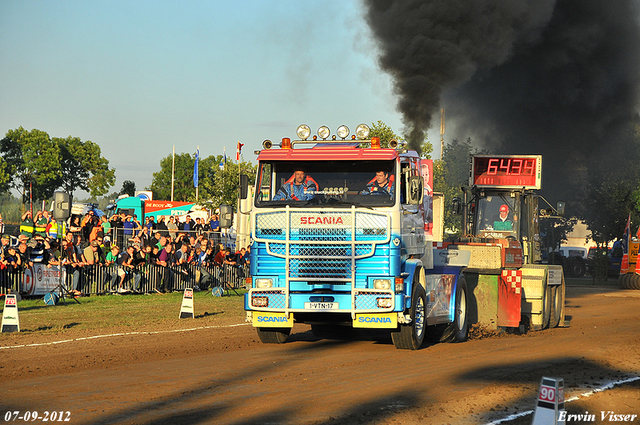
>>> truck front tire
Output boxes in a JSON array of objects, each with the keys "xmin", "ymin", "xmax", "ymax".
[{"xmin": 392, "ymin": 284, "xmax": 426, "ymax": 350}]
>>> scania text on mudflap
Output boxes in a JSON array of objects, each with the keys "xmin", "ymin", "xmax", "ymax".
[{"xmin": 238, "ymin": 124, "xmax": 470, "ymax": 350}]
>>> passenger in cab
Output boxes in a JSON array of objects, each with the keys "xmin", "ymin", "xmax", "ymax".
[{"xmin": 361, "ymin": 171, "xmax": 394, "ymax": 196}]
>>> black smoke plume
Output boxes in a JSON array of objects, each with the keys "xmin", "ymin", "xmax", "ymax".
[{"xmin": 364, "ymin": 0, "xmax": 640, "ymax": 203}]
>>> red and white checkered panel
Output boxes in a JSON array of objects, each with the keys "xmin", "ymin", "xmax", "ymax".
[{"xmin": 502, "ymin": 269, "xmax": 522, "ymax": 294}]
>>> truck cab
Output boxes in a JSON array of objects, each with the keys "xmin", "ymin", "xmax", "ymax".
[{"xmin": 243, "ymin": 124, "xmax": 470, "ymax": 349}]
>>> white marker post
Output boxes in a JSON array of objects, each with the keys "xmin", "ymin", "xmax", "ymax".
[
  {"xmin": 532, "ymin": 376, "xmax": 565, "ymax": 425},
  {"xmin": 179, "ymin": 288, "xmax": 194, "ymax": 319},
  {"xmin": 1, "ymin": 294, "xmax": 20, "ymax": 332}
]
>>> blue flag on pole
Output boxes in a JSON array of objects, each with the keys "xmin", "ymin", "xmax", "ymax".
[
  {"xmin": 219, "ymin": 147, "xmax": 226, "ymax": 170},
  {"xmin": 193, "ymin": 148, "xmax": 199, "ymax": 188}
]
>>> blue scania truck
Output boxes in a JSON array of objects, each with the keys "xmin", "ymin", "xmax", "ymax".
[{"xmin": 240, "ymin": 124, "xmax": 470, "ymax": 350}]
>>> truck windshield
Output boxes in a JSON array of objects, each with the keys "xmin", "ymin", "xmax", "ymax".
[
  {"xmin": 476, "ymin": 194, "xmax": 519, "ymax": 239},
  {"xmin": 255, "ymin": 160, "xmax": 396, "ymax": 208}
]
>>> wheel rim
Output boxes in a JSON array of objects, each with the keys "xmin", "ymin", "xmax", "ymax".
[
  {"xmin": 415, "ymin": 295, "xmax": 425, "ymax": 338},
  {"xmin": 456, "ymin": 288, "xmax": 467, "ymax": 330}
]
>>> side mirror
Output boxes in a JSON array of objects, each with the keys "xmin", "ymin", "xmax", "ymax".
[
  {"xmin": 219, "ymin": 205, "xmax": 234, "ymax": 228},
  {"xmin": 239, "ymin": 174, "xmax": 249, "ymax": 200},
  {"xmin": 452, "ymin": 197, "xmax": 462, "ymax": 215},
  {"xmin": 408, "ymin": 176, "xmax": 423, "ymax": 205}
]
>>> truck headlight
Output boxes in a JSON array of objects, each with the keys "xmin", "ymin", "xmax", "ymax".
[
  {"xmin": 337, "ymin": 125, "xmax": 350, "ymax": 139},
  {"xmin": 373, "ymin": 279, "xmax": 391, "ymax": 290},
  {"xmin": 255, "ymin": 278, "xmax": 273, "ymax": 288},
  {"xmin": 297, "ymin": 124, "xmax": 311, "ymax": 140},
  {"xmin": 356, "ymin": 123, "xmax": 370, "ymax": 140},
  {"xmin": 318, "ymin": 126, "xmax": 330, "ymax": 140}
]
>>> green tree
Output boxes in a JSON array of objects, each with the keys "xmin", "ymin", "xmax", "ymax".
[
  {"xmin": 577, "ymin": 123, "xmax": 640, "ymax": 247},
  {"xmin": 201, "ymin": 159, "xmax": 257, "ymax": 210},
  {"xmin": 369, "ymin": 121, "xmax": 403, "ymax": 148},
  {"xmin": 149, "ymin": 152, "xmax": 257, "ymax": 206},
  {"xmin": 434, "ymin": 138, "xmax": 482, "ymax": 236},
  {"xmin": 1, "ymin": 127, "xmax": 61, "ymax": 203},
  {"xmin": 55, "ymin": 136, "xmax": 116, "ymax": 198},
  {"xmin": 419, "ymin": 140, "xmax": 434, "ymax": 159},
  {"xmin": 149, "ymin": 152, "xmax": 194, "ymax": 201},
  {"xmin": 120, "ymin": 180, "xmax": 136, "ymax": 197}
]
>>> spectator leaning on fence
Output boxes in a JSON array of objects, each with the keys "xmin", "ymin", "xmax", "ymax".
[
  {"xmin": 63, "ymin": 234, "xmax": 82, "ymax": 293},
  {"xmin": 29, "ymin": 236, "xmax": 48, "ymax": 265},
  {"xmin": 155, "ymin": 243, "xmax": 174, "ymax": 293},
  {"xmin": 3, "ymin": 246, "xmax": 21, "ymax": 271},
  {"xmin": 1, "ymin": 234, "xmax": 10, "ymax": 256},
  {"xmin": 83, "ymin": 240, "xmax": 101, "ymax": 265}
]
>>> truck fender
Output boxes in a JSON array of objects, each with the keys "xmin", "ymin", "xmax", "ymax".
[{"xmin": 402, "ymin": 258, "xmax": 425, "ymax": 308}]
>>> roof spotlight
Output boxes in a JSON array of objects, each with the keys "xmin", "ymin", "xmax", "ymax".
[
  {"xmin": 337, "ymin": 125, "xmax": 350, "ymax": 139},
  {"xmin": 356, "ymin": 124, "xmax": 370, "ymax": 140},
  {"xmin": 318, "ymin": 126, "xmax": 330, "ymax": 140},
  {"xmin": 296, "ymin": 124, "xmax": 311, "ymax": 140}
]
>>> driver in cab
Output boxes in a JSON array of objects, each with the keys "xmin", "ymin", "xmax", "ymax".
[
  {"xmin": 273, "ymin": 169, "xmax": 318, "ymax": 201},
  {"xmin": 493, "ymin": 204, "xmax": 513, "ymax": 231},
  {"xmin": 361, "ymin": 171, "xmax": 394, "ymax": 196}
]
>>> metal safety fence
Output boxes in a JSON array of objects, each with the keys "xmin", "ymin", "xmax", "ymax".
[{"xmin": 0, "ymin": 263, "xmax": 249, "ymax": 297}]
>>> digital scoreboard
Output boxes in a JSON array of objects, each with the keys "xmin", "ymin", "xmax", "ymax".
[{"xmin": 471, "ymin": 155, "xmax": 542, "ymax": 190}]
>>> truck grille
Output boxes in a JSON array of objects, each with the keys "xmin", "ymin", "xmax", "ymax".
[{"xmin": 255, "ymin": 209, "xmax": 389, "ymax": 281}]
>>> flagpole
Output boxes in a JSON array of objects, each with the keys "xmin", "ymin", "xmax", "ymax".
[
  {"xmin": 195, "ymin": 145, "xmax": 199, "ymax": 202},
  {"xmin": 171, "ymin": 145, "xmax": 175, "ymax": 202}
]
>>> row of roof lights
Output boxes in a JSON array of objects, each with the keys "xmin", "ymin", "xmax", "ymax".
[{"xmin": 296, "ymin": 124, "xmax": 371, "ymax": 141}]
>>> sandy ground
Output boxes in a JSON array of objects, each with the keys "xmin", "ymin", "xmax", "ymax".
[{"xmin": 0, "ymin": 285, "xmax": 639, "ymax": 425}]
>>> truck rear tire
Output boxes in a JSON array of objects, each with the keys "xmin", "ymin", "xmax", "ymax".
[
  {"xmin": 256, "ymin": 327, "xmax": 291, "ymax": 344},
  {"xmin": 440, "ymin": 276, "xmax": 469, "ymax": 342},
  {"xmin": 548, "ymin": 284, "xmax": 564, "ymax": 328},
  {"xmin": 392, "ymin": 284, "xmax": 426, "ymax": 350},
  {"xmin": 618, "ymin": 274, "xmax": 628, "ymax": 289}
]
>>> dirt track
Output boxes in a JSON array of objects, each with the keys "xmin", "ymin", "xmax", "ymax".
[{"xmin": 1, "ymin": 285, "xmax": 639, "ymax": 425}]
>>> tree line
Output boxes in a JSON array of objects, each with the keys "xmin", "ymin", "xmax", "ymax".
[
  {"xmin": 4, "ymin": 122, "xmax": 637, "ymax": 248},
  {"xmin": 0, "ymin": 127, "xmax": 257, "ymax": 223}
]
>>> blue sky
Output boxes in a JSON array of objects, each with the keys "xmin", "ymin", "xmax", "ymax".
[{"xmin": 0, "ymin": 0, "xmax": 440, "ymax": 197}]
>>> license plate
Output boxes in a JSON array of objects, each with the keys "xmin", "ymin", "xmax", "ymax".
[{"xmin": 305, "ymin": 302, "xmax": 338, "ymax": 310}]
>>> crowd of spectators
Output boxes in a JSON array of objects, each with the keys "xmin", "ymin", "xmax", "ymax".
[{"xmin": 1, "ymin": 209, "xmax": 248, "ymax": 297}]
